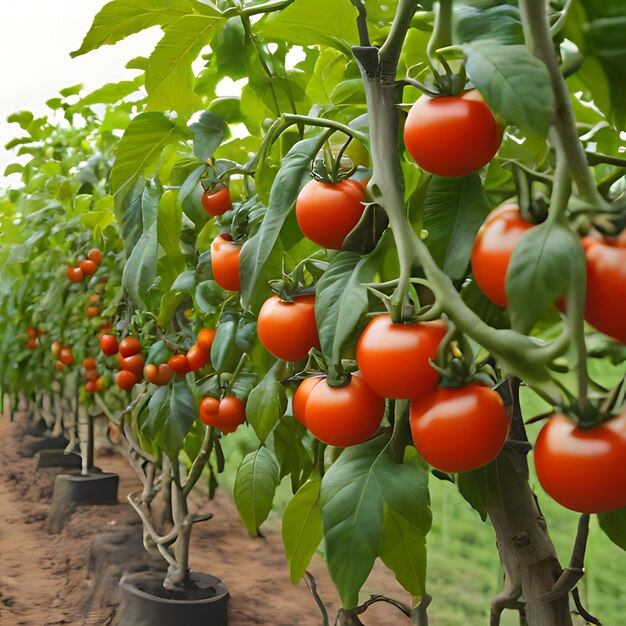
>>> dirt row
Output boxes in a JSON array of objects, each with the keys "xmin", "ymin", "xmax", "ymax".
[{"xmin": 0, "ymin": 413, "xmax": 409, "ymax": 626}]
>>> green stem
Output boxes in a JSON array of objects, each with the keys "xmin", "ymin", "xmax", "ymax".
[
  {"xmin": 546, "ymin": 139, "xmax": 572, "ymax": 225},
  {"xmin": 283, "ymin": 114, "xmax": 368, "ymax": 144},
  {"xmin": 426, "ymin": 0, "xmax": 454, "ymax": 68},
  {"xmin": 379, "ymin": 0, "xmax": 420, "ymax": 81}
]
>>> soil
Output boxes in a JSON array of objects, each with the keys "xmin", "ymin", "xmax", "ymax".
[{"xmin": 0, "ymin": 412, "xmax": 411, "ymax": 626}]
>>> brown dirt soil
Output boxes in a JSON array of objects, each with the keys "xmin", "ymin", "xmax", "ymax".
[{"xmin": 0, "ymin": 413, "xmax": 412, "ymax": 626}]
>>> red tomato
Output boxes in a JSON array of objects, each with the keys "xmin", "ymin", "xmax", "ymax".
[
  {"xmin": 116, "ymin": 370, "xmax": 138, "ymax": 391},
  {"xmin": 119, "ymin": 337, "xmax": 141, "ymax": 357},
  {"xmin": 404, "ymin": 90, "xmax": 503, "ymax": 177},
  {"xmin": 55, "ymin": 360, "xmax": 66, "ymax": 371},
  {"xmin": 87, "ymin": 248, "xmax": 103, "ymax": 265},
  {"xmin": 186, "ymin": 344, "xmax": 208, "ymax": 372},
  {"xmin": 83, "ymin": 357, "xmax": 97, "ymax": 370},
  {"xmin": 59, "ymin": 347, "xmax": 73, "ymax": 366},
  {"xmin": 582, "ymin": 237, "xmax": 626, "ymax": 344},
  {"xmin": 99, "ymin": 334, "xmax": 119, "ymax": 356},
  {"xmin": 144, "ymin": 363, "xmax": 174, "ymax": 386},
  {"xmin": 85, "ymin": 381, "xmax": 96, "ymax": 393},
  {"xmin": 201, "ymin": 186, "xmax": 232, "ymax": 217},
  {"xmin": 200, "ymin": 396, "xmax": 246, "ymax": 434},
  {"xmin": 211, "ymin": 234, "xmax": 241, "ymax": 291},
  {"xmin": 410, "ymin": 385, "xmax": 509, "ymax": 472},
  {"xmin": 292, "ymin": 377, "xmax": 322, "ymax": 426},
  {"xmin": 94, "ymin": 377, "xmax": 104, "ymax": 392},
  {"xmin": 197, "ymin": 328, "xmax": 216, "ymax": 354},
  {"xmin": 356, "ymin": 315, "xmax": 446, "ymax": 400},
  {"xmin": 26, "ymin": 338, "xmax": 38, "ymax": 350},
  {"xmin": 67, "ymin": 266, "xmax": 84, "ymax": 283},
  {"xmin": 304, "ymin": 375, "xmax": 385, "ymax": 447},
  {"xmin": 79, "ymin": 259, "xmax": 98, "ymax": 276},
  {"xmin": 168, "ymin": 354, "xmax": 191, "ymax": 375},
  {"xmin": 257, "ymin": 295, "xmax": 320, "ymax": 362},
  {"xmin": 534, "ymin": 413, "xmax": 626, "ymax": 513},
  {"xmin": 85, "ymin": 369, "xmax": 100, "ymax": 382},
  {"xmin": 471, "ymin": 204, "xmax": 534, "ymax": 307},
  {"xmin": 27, "ymin": 327, "xmax": 37, "ymax": 339},
  {"xmin": 295, "ymin": 179, "xmax": 366, "ymax": 250},
  {"xmin": 118, "ymin": 353, "xmax": 145, "ymax": 379},
  {"xmin": 86, "ymin": 306, "xmax": 99, "ymax": 318}
]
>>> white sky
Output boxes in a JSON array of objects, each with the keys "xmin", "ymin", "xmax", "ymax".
[{"xmin": 0, "ymin": 1, "xmax": 161, "ymax": 185}]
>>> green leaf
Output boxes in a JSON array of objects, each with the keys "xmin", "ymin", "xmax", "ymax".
[
  {"xmin": 423, "ymin": 173, "xmax": 490, "ymax": 281},
  {"xmin": 111, "ymin": 112, "xmax": 186, "ymax": 195},
  {"xmin": 189, "ymin": 111, "xmax": 228, "ymax": 161},
  {"xmin": 321, "ymin": 437, "xmax": 431, "ymax": 608},
  {"xmin": 71, "ymin": 0, "xmax": 194, "ymax": 57},
  {"xmin": 256, "ymin": 0, "xmax": 358, "ymax": 55},
  {"xmin": 463, "ymin": 41, "xmax": 555, "ymax": 136},
  {"xmin": 457, "ymin": 465, "xmax": 495, "ymax": 521},
  {"xmin": 598, "ymin": 507, "xmax": 626, "ymax": 551},
  {"xmin": 246, "ymin": 362, "xmax": 288, "ymax": 443},
  {"xmin": 145, "ymin": 14, "xmax": 224, "ymax": 116},
  {"xmin": 379, "ymin": 508, "xmax": 427, "ymax": 597},
  {"xmin": 282, "ymin": 479, "xmax": 323, "ymax": 584},
  {"xmin": 157, "ymin": 189, "xmax": 186, "ymax": 287},
  {"xmin": 506, "ymin": 221, "xmax": 586, "ymax": 333},
  {"xmin": 195, "ymin": 280, "xmax": 222, "ymax": 314},
  {"xmin": 455, "ymin": 4, "xmax": 523, "ymax": 45},
  {"xmin": 75, "ymin": 77, "xmax": 143, "ymax": 107},
  {"xmin": 240, "ymin": 135, "xmax": 325, "ymax": 310},
  {"xmin": 315, "ymin": 250, "xmax": 379, "ymax": 364},
  {"xmin": 234, "ymin": 447, "xmax": 281, "ymax": 535}
]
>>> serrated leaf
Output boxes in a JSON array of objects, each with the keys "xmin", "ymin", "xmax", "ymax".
[
  {"xmin": 234, "ymin": 447, "xmax": 281, "ymax": 535},
  {"xmin": 282, "ymin": 479, "xmax": 323, "ymax": 584}
]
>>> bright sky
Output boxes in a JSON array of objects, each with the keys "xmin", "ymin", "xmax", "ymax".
[{"xmin": 0, "ymin": 1, "xmax": 161, "ymax": 185}]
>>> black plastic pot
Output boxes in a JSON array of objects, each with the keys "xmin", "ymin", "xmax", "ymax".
[
  {"xmin": 48, "ymin": 471, "xmax": 119, "ymax": 533},
  {"xmin": 24, "ymin": 434, "xmax": 70, "ymax": 456},
  {"xmin": 118, "ymin": 571, "xmax": 229, "ymax": 626},
  {"xmin": 35, "ymin": 450, "xmax": 82, "ymax": 470}
]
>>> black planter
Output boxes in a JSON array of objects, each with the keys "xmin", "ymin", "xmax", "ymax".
[
  {"xmin": 48, "ymin": 471, "xmax": 119, "ymax": 533},
  {"xmin": 23, "ymin": 434, "xmax": 70, "ymax": 456},
  {"xmin": 118, "ymin": 571, "xmax": 229, "ymax": 626},
  {"xmin": 35, "ymin": 450, "xmax": 82, "ymax": 470}
]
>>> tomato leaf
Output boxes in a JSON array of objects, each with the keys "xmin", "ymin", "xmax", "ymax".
[
  {"xmin": 234, "ymin": 446, "xmax": 281, "ymax": 535},
  {"xmin": 189, "ymin": 111, "xmax": 229, "ymax": 161},
  {"xmin": 455, "ymin": 4, "xmax": 524, "ymax": 45},
  {"xmin": 506, "ymin": 221, "xmax": 586, "ymax": 333},
  {"xmin": 423, "ymin": 173, "xmax": 491, "ymax": 281},
  {"xmin": 463, "ymin": 40, "xmax": 555, "ymax": 136},
  {"xmin": 598, "ymin": 508, "xmax": 626, "ymax": 551},
  {"xmin": 282, "ymin": 479, "xmax": 323, "ymax": 584},
  {"xmin": 246, "ymin": 362, "xmax": 288, "ymax": 443}
]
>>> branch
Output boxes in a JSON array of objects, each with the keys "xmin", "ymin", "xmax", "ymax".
[
  {"xmin": 572, "ymin": 587, "xmax": 602, "ymax": 626},
  {"xmin": 304, "ymin": 571, "xmax": 330, "ymax": 626},
  {"xmin": 586, "ymin": 151, "xmax": 626, "ymax": 168},
  {"xmin": 182, "ymin": 425, "xmax": 213, "ymax": 497},
  {"xmin": 379, "ymin": 0, "xmax": 419, "ymax": 80},
  {"xmin": 349, "ymin": 0, "xmax": 370, "ymax": 47},
  {"xmin": 282, "ymin": 114, "xmax": 368, "ymax": 144}
]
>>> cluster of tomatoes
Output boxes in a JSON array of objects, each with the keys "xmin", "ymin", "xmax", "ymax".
[
  {"xmin": 82, "ymin": 357, "xmax": 104, "ymax": 393},
  {"xmin": 66, "ymin": 248, "xmax": 103, "ymax": 284},
  {"xmin": 25, "ymin": 326, "xmax": 44, "ymax": 350},
  {"xmin": 86, "ymin": 293, "xmax": 101, "ymax": 319},
  {"xmin": 51, "ymin": 341, "xmax": 74, "ymax": 371},
  {"xmin": 168, "ymin": 328, "xmax": 216, "ymax": 375},
  {"xmin": 99, "ymin": 335, "xmax": 145, "ymax": 391}
]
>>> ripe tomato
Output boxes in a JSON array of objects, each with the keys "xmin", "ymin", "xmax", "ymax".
[
  {"xmin": 534, "ymin": 413, "xmax": 626, "ymax": 513},
  {"xmin": 94, "ymin": 377, "xmax": 104, "ymax": 392},
  {"xmin": 85, "ymin": 381, "xmax": 96, "ymax": 393},
  {"xmin": 88, "ymin": 294, "xmax": 100, "ymax": 304},
  {"xmin": 197, "ymin": 328, "xmax": 216, "ymax": 354},
  {"xmin": 119, "ymin": 353, "xmax": 145, "ymax": 379},
  {"xmin": 200, "ymin": 395, "xmax": 246, "ymax": 434},
  {"xmin": 87, "ymin": 248, "xmax": 103, "ymax": 265},
  {"xmin": 67, "ymin": 266, "xmax": 84, "ymax": 283},
  {"xmin": 27, "ymin": 327, "xmax": 37, "ymax": 339},
  {"xmin": 211, "ymin": 234, "xmax": 241, "ymax": 291},
  {"xmin": 55, "ymin": 360, "xmax": 66, "ymax": 371},
  {"xmin": 85, "ymin": 369, "xmax": 100, "ymax": 382},
  {"xmin": 79, "ymin": 259, "xmax": 98, "ymax": 276},
  {"xmin": 168, "ymin": 354, "xmax": 190, "ymax": 375},
  {"xmin": 83, "ymin": 357, "xmax": 97, "ymax": 370},
  {"xmin": 144, "ymin": 363, "xmax": 174, "ymax": 386},
  {"xmin": 356, "ymin": 315, "xmax": 446, "ymax": 400},
  {"xmin": 582, "ymin": 237, "xmax": 626, "ymax": 344},
  {"xmin": 201, "ymin": 186, "xmax": 232, "ymax": 217},
  {"xmin": 404, "ymin": 90, "xmax": 503, "ymax": 177},
  {"xmin": 292, "ymin": 377, "xmax": 322, "ymax": 426},
  {"xmin": 119, "ymin": 336, "xmax": 141, "ymax": 357},
  {"xmin": 471, "ymin": 204, "xmax": 534, "ymax": 307},
  {"xmin": 59, "ymin": 347, "xmax": 73, "ymax": 366},
  {"xmin": 257, "ymin": 295, "xmax": 320, "ymax": 362},
  {"xmin": 303, "ymin": 375, "xmax": 385, "ymax": 447},
  {"xmin": 186, "ymin": 344, "xmax": 208, "ymax": 372},
  {"xmin": 116, "ymin": 370, "xmax": 138, "ymax": 391},
  {"xmin": 99, "ymin": 334, "xmax": 119, "ymax": 356},
  {"xmin": 26, "ymin": 338, "xmax": 37, "ymax": 350},
  {"xmin": 410, "ymin": 385, "xmax": 510, "ymax": 472},
  {"xmin": 86, "ymin": 306, "xmax": 99, "ymax": 318},
  {"xmin": 51, "ymin": 341, "xmax": 62, "ymax": 357},
  {"xmin": 295, "ymin": 179, "xmax": 366, "ymax": 250}
]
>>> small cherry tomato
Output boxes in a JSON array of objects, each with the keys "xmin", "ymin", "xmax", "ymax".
[
  {"xmin": 85, "ymin": 381, "xmax": 96, "ymax": 393},
  {"xmin": 83, "ymin": 357, "xmax": 97, "ymax": 370},
  {"xmin": 87, "ymin": 248, "xmax": 103, "ymax": 265},
  {"xmin": 88, "ymin": 294, "xmax": 100, "ymax": 304},
  {"xmin": 356, "ymin": 315, "xmax": 446, "ymax": 400},
  {"xmin": 27, "ymin": 327, "xmax": 37, "ymax": 339},
  {"xmin": 86, "ymin": 306, "xmax": 99, "ymax": 318},
  {"xmin": 257, "ymin": 295, "xmax": 320, "ymax": 362},
  {"xmin": 197, "ymin": 328, "xmax": 216, "ymax": 354},
  {"xmin": 51, "ymin": 341, "xmax": 63, "ymax": 357},
  {"xmin": 200, "ymin": 396, "xmax": 246, "ymax": 434},
  {"xmin": 211, "ymin": 234, "xmax": 241, "ymax": 291},
  {"xmin": 410, "ymin": 385, "xmax": 510, "ymax": 473},
  {"xmin": 144, "ymin": 363, "xmax": 174, "ymax": 386},
  {"xmin": 116, "ymin": 370, "xmax": 138, "ymax": 391},
  {"xmin": 59, "ymin": 347, "xmax": 73, "ymax": 366},
  {"xmin": 26, "ymin": 338, "xmax": 38, "ymax": 350},
  {"xmin": 85, "ymin": 369, "xmax": 100, "ymax": 382},
  {"xmin": 534, "ymin": 412, "xmax": 626, "ymax": 513},
  {"xmin": 296, "ymin": 179, "xmax": 366, "ymax": 250},
  {"xmin": 199, "ymin": 397, "xmax": 220, "ymax": 425},
  {"xmin": 186, "ymin": 344, "xmax": 208, "ymax": 372},
  {"xmin": 55, "ymin": 360, "xmax": 65, "ymax": 371},
  {"xmin": 304, "ymin": 375, "xmax": 385, "ymax": 447},
  {"xmin": 67, "ymin": 267, "xmax": 84, "ymax": 283},
  {"xmin": 168, "ymin": 354, "xmax": 191, "ymax": 375},
  {"xmin": 292, "ymin": 377, "xmax": 323, "ymax": 426},
  {"xmin": 99, "ymin": 334, "xmax": 119, "ymax": 356},
  {"xmin": 404, "ymin": 89, "xmax": 504, "ymax": 177},
  {"xmin": 471, "ymin": 204, "xmax": 534, "ymax": 307},
  {"xmin": 79, "ymin": 259, "xmax": 98, "ymax": 276},
  {"xmin": 118, "ymin": 353, "xmax": 145, "ymax": 379},
  {"xmin": 119, "ymin": 336, "xmax": 142, "ymax": 357},
  {"xmin": 201, "ymin": 186, "xmax": 232, "ymax": 217}
]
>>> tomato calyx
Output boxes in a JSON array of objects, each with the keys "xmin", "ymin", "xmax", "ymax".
[{"xmin": 311, "ymin": 138, "xmax": 357, "ymax": 185}]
